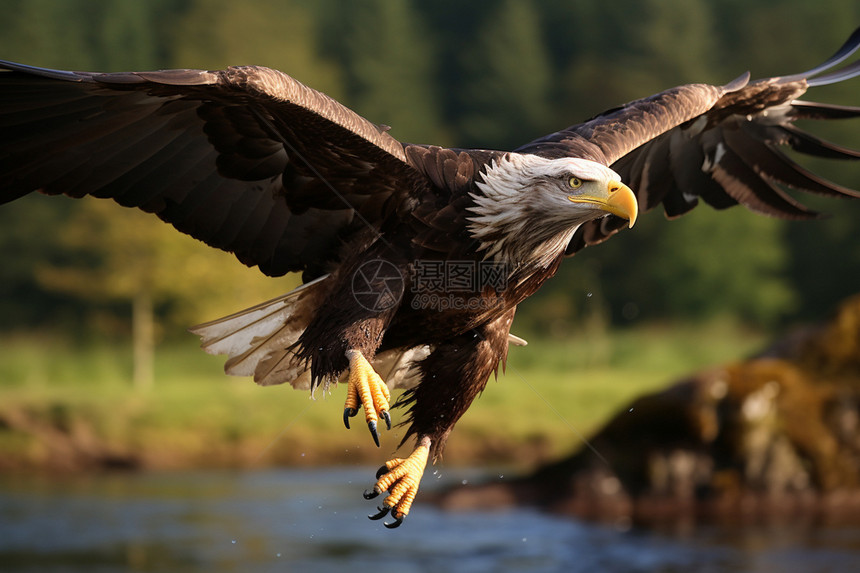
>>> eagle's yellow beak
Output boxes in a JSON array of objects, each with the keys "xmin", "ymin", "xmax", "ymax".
[
  {"xmin": 603, "ymin": 180, "xmax": 638, "ymax": 228},
  {"xmin": 568, "ymin": 180, "xmax": 638, "ymax": 228}
]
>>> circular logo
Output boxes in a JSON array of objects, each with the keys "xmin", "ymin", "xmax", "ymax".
[{"xmin": 351, "ymin": 259, "xmax": 404, "ymax": 312}]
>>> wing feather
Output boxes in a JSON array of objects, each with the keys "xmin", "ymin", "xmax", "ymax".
[
  {"xmin": 554, "ymin": 28, "xmax": 860, "ymax": 255},
  {"xmin": 711, "ymin": 145, "xmax": 820, "ymax": 219},
  {"xmin": 0, "ymin": 61, "xmax": 419, "ymax": 278},
  {"xmin": 778, "ymin": 124, "xmax": 860, "ymax": 160},
  {"xmin": 726, "ymin": 125, "xmax": 860, "ymax": 199}
]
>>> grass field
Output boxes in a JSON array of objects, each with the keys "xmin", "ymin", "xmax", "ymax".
[{"xmin": 0, "ymin": 320, "xmax": 766, "ymax": 471}]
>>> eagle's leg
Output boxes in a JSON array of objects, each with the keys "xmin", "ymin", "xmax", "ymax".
[
  {"xmin": 361, "ymin": 309, "xmax": 518, "ymax": 527},
  {"xmin": 343, "ymin": 349, "xmax": 391, "ymax": 447},
  {"xmin": 364, "ymin": 436, "xmax": 431, "ymax": 528}
]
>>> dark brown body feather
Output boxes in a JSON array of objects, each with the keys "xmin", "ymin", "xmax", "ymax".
[{"xmin": 2, "ymin": 29, "xmax": 860, "ymax": 461}]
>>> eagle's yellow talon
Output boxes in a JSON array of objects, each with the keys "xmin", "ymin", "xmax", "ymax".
[
  {"xmin": 366, "ymin": 444, "xmax": 429, "ymax": 527},
  {"xmin": 344, "ymin": 349, "xmax": 392, "ymax": 446}
]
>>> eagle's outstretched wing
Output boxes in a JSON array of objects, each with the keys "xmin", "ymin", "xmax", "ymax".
[
  {"xmin": 0, "ymin": 62, "xmax": 420, "ymax": 279},
  {"xmin": 4, "ymin": 28, "xmax": 860, "ymax": 270},
  {"xmin": 514, "ymin": 28, "xmax": 860, "ymax": 255}
]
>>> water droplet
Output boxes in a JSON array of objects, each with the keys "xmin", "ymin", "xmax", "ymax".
[
  {"xmin": 301, "ymin": 453, "xmax": 305, "ymax": 457},
  {"xmin": 586, "ymin": 292, "xmax": 593, "ymax": 298},
  {"xmin": 628, "ymin": 408, "xmax": 634, "ymax": 413},
  {"xmin": 461, "ymin": 479, "xmax": 468, "ymax": 485},
  {"xmin": 499, "ymin": 474, "xmax": 504, "ymax": 479},
  {"xmin": 231, "ymin": 540, "xmax": 237, "ymax": 545},
  {"xmin": 522, "ymin": 537, "xmax": 527, "ymax": 542},
  {"xmin": 276, "ymin": 553, "xmax": 282, "ymax": 558}
]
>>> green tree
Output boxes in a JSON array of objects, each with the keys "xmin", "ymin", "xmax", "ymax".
[
  {"xmin": 316, "ymin": 0, "xmax": 444, "ymax": 144},
  {"xmin": 0, "ymin": 195, "xmax": 80, "ymax": 328},
  {"xmin": 170, "ymin": 0, "xmax": 342, "ymax": 97},
  {"xmin": 91, "ymin": 0, "xmax": 159, "ymax": 71},
  {"xmin": 0, "ymin": 0, "xmax": 96, "ymax": 68},
  {"xmin": 457, "ymin": 0, "xmax": 553, "ymax": 149},
  {"xmin": 36, "ymin": 199, "xmax": 298, "ymax": 389},
  {"xmin": 644, "ymin": 209, "xmax": 794, "ymax": 323},
  {"xmin": 551, "ymin": 0, "xmax": 717, "ymax": 127}
]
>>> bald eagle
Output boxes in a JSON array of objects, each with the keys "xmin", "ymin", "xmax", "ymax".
[{"xmin": 3, "ymin": 29, "xmax": 860, "ymax": 528}]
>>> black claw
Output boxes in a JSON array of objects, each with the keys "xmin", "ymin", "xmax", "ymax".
[
  {"xmin": 368, "ymin": 420, "xmax": 380, "ymax": 447},
  {"xmin": 363, "ymin": 488, "xmax": 380, "ymax": 500},
  {"xmin": 368, "ymin": 505, "xmax": 390, "ymax": 520},
  {"xmin": 384, "ymin": 514, "xmax": 404, "ymax": 529},
  {"xmin": 375, "ymin": 464, "xmax": 389, "ymax": 479},
  {"xmin": 382, "ymin": 410, "xmax": 392, "ymax": 430},
  {"xmin": 343, "ymin": 408, "xmax": 356, "ymax": 429}
]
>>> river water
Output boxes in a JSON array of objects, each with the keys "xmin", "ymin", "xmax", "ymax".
[{"xmin": 1, "ymin": 468, "xmax": 858, "ymax": 572}]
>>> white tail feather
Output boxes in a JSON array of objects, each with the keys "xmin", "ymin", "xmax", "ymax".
[
  {"xmin": 374, "ymin": 345, "xmax": 432, "ymax": 389},
  {"xmin": 189, "ymin": 275, "xmax": 329, "ymax": 386},
  {"xmin": 188, "ymin": 274, "xmax": 434, "ymax": 392}
]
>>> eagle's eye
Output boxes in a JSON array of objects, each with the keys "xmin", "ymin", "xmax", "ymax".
[{"xmin": 568, "ymin": 177, "xmax": 583, "ymax": 189}]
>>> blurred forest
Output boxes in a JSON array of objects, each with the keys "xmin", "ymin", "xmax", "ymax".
[{"xmin": 1, "ymin": 0, "xmax": 860, "ymax": 348}]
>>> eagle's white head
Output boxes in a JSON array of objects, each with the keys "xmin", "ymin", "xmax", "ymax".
[{"xmin": 467, "ymin": 153, "xmax": 638, "ymax": 268}]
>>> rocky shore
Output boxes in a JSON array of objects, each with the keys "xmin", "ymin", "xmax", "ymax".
[{"xmin": 437, "ymin": 296, "xmax": 860, "ymax": 525}]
